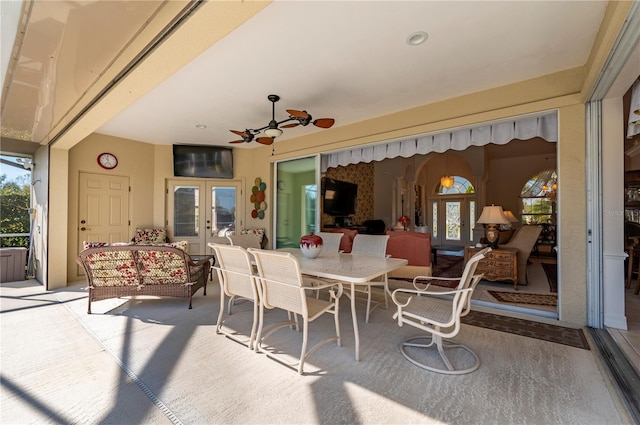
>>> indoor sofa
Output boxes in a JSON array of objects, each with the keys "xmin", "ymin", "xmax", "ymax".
[
  {"xmin": 323, "ymin": 228, "xmax": 432, "ymax": 278},
  {"xmin": 385, "ymin": 231, "xmax": 433, "ymax": 279}
]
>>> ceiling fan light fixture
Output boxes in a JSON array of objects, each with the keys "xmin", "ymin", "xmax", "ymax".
[
  {"xmin": 265, "ymin": 128, "xmax": 283, "ymax": 138},
  {"xmin": 407, "ymin": 31, "xmax": 428, "ymax": 46},
  {"xmin": 228, "ymin": 94, "xmax": 334, "ymax": 145}
]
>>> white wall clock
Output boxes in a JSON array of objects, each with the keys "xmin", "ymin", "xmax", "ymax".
[{"xmin": 97, "ymin": 152, "xmax": 118, "ymax": 170}]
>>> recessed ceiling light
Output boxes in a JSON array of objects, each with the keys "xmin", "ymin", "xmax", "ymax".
[
  {"xmin": 195, "ymin": 124, "xmax": 207, "ymax": 129},
  {"xmin": 407, "ymin": 31, "xmax": 428, "ymax": 46}
]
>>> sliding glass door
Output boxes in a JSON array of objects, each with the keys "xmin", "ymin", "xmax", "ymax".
[{"xmin": 274, "ymin": 156, "xmax": 319, "ymax": 248}]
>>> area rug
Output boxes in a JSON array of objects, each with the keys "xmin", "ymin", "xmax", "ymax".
[
  {"xmin": 391, "ymin": 255, "xmax": 465, "ymax": 289},
  {"xmin": 462, "ymin": 310, "xmax": 590, "ymax": 350},
  {"xmin": 541, "ymin": 262, "xmax": 558, "ymax": 293},
  {"xmin": 433, "ymin": 255, "xmax": 465, "ymax": 277},
  {"xmin": 488, "ymin": 290, "xmax": 557, "ymax": 306}
]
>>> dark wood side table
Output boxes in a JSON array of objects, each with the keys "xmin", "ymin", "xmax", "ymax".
[
  {"xmin": 464, "ymin": 246, "xmax": 518, "ymax": 289},
  {"xmin": 189, "ymin": 254, "xmax": 215, "ymax": 280}
]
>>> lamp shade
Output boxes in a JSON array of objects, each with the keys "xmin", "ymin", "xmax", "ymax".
[
  {"xmin": 476, "ymin": 205, "xmax": 510, "ymax": 225},
  {"xmin": 503, "ymin": 210, "xmax": 519, "ymax": 223}
]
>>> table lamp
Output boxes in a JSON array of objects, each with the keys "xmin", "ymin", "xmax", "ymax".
[
  {"xmin": 477, "ymin": 205, "xmax": 510, "ymax": 248},
  {"xmin": 502, "ymin": 210, "xmax": 520, "ymax": 229}
]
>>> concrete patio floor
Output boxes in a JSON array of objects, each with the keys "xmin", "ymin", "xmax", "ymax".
[{"xmin": 0, "ymin": 278, "xmax": 633, "ymax": 424}]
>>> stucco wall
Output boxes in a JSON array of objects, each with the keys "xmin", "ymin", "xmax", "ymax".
[{"xmin": 66, "ymin": 133, "xmax": 155, "ymax": 282}]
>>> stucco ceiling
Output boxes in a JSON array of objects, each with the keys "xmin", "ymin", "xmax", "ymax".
[{"xmin": 1, "ymin": 1, "xmax": 609, "ymax": 151}]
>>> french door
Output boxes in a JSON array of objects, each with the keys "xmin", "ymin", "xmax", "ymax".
[
  {"xmin": 428, "ymin": 196, "xmax": 475, "ymax": 247},
  {"xmin": 166, "ymin": 179, "xmax": 242, "ymax": 254}
]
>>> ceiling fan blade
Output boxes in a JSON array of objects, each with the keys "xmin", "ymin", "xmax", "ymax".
[
  {"xmin": 286, "ymin": 109, "xmax": 309, "ymax": 120},
  {"xmin": 229, "ymin": 140, "xmax": 244, "ymax": 144},
  {"xmin": 313, "ymin": 118, "xmax": 335, "ymax": 129},
  {"xmin": 256, "ymin": 137, "xmax": 274, "ymax": 145},
  {"xmin": 280, "ymin": 123, "xmax": 300, "ymax": 128},
  {"xmin": 230, "ymin": 129, "xmax": 250, "ymax": 138}
]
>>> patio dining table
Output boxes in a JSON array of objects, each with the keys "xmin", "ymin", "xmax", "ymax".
[{"xmin": 278, "ymin": 248, "xmax": 408, "ymax": 361}]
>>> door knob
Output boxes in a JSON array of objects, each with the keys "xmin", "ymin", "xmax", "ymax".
[{"xmin": 80, "ymin": 227, "xmax": 91, "ymax": 231}]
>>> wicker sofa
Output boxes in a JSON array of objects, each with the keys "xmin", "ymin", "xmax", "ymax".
[{"xmin": 77, "ymin": 245, "xmax": 210, "ymax": 314}]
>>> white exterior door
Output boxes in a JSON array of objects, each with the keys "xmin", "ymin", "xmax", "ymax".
[
  {"xmin": 78, "ymin": 172, "xmax": 130, "ymax": 275},
  {"xmin": 166, "ymin": 179, "xmax": 242, "ymax": 254}
]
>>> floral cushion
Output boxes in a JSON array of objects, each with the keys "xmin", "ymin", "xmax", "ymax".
[
  {"xmin": 165, "ymin": 240, "xmax": 188, "ymax": 252},
  {"xmin": 85, "ymin": 250, "xmax": 140, "ymax": 287},
  {"xmin": 133, "ymin": 228, "xmax": 168, "ymax": 244},
  {"xmin": 83, "ymin": 241, "xmax": 109, "ymax": 250},
  {"xmin": 240, "ymin": 228, "xmax": 265, "ymax": 238},
  {"xmin": 137, "ymin": 250, "xmax": 188, "ymax": 284},
  {"xmin": 240, "ymin": 228, "xmax": 266, "ymax": 247}
]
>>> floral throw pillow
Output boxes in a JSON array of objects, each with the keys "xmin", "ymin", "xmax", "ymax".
[
  {"xmin": 133, "ymin": 228, "xmax": 167, "ymax": 244},
  {"xmin": 165, "ymin": 240, "xmax": 188, "ymax": 252},
  {"xmin": 83, "ymin": 241, "xmax": 109, "ymax": 250}
]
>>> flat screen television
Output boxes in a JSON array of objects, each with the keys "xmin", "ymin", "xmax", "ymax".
[
  {"xmin": 323, "ymin": 178, "xmax": 357, "ymax": 216},
  {"xmin": 173, "ymin": 145, "xmax": 233, "ymax": 178}
]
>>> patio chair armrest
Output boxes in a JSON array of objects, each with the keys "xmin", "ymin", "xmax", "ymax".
[
  {"xmin": 392, "ymin": 286, "xmax": 472, "ymax": 305},
  {"xmin": 412, "ymin": 275, "xmax": 459, "ymax": 283},
  {"xmin": 303, "ymin": 277, "xmax": 343, "ymax": 297}
]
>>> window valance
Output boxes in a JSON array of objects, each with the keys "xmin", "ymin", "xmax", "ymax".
[{"xmin": 321, "ymin": 111, "xmax": 557, "ymax": 172}]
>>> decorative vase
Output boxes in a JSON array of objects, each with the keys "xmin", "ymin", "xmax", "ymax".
[{"xmin": 300, "ymin": 232, "xmax": 323, "ymax": 259}]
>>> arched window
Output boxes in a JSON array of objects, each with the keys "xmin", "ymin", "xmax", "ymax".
[
  {"xmin": 437, "ymin": 176, "xmax": 475, "ymax": 195},
  {"xmin": 520, "ymin": 170, "xmax": 557, "ymax": 224}
]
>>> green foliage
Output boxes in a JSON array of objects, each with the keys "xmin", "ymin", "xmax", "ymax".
[{"xmin": 0, "ymin": 175, "xmax": 30, "ymax": 247}]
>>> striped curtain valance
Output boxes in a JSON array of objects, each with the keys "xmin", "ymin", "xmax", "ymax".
[{"xmin": 321, "ymin": 111, "xmax": 557, "ymax": 172}]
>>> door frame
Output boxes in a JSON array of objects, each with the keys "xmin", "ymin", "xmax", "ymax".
[
  {"xmin": 427, "ymin": 195, "xmax": 475, "ymax": 246},
  {"xmin": 166, "ymin": 178, "xmax": 243, "ymax": 254}
]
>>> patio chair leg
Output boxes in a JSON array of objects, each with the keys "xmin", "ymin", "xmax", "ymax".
[
  {"xmin": 400, "ymin": 335, "xmax": 479, "ymax": 375},
  {"xmin": 298, "ymin": 320, "xmax": 309, "ymax": 374}
]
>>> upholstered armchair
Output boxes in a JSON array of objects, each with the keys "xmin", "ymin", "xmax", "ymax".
[{"xmin": 500, "ymin": 225, "xmax": 543, "ymax": 285}]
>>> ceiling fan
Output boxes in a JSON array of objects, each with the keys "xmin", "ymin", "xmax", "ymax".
[{"xmin": 229, "ymin": 94, "xmax": 335, "ymax": 145}]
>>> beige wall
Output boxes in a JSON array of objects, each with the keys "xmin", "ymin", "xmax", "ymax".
[
  {"xmin": 66, "ymin": 133, "xmax": 155, "ymax": 282},
  {"xmin": 151, "ymin": 144, "xmax": 269, "ymax": 232},
  {"xmin": 557, "ymin": 104, "xmax": 588, "ymax": 325}
]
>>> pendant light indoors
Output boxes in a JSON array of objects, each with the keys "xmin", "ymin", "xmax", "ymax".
[
  {"xmin": 440, "ymin": 154, "xmax": 454, "ymax": 189},
  {"xmin": 440, "ymin": 175, "xmax": 454, "ymax": 189}
]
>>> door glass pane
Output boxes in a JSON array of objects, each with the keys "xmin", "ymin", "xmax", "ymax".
[
  {"xmin": 275, "ymin": 157, "xmax": 317, "ymax": 248},
  {"xmin": 432, "ymin": 201, "xmax": 438, "ymax": 239},
  {"xmin": 174, "ymin": 186, "xmax": 199, "ymax": 237},
  {"xmin": 469, "ymin": 201, "xmax": 475, "ymax": 241},
  {"xmin": 304, "ymin": 185, "xmax": 317, "ymax": 235},
  {"xmin": 445, "ymin": 201, "xmax": 461, "ymax": 241},
  {"xmin": 211, "ymin": 186, "xmax": 236, "ymax": 236}
]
